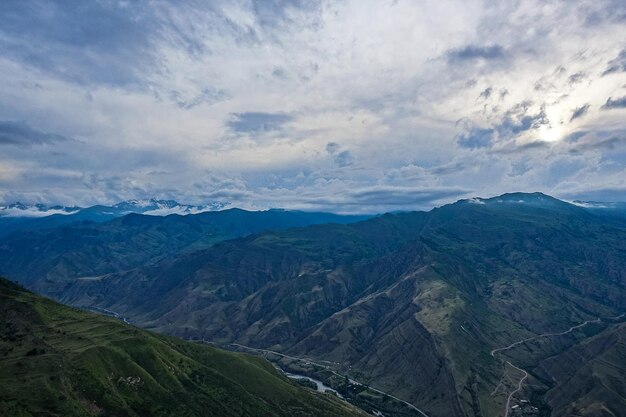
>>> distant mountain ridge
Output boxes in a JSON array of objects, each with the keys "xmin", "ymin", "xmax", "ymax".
[
  {"xmin": 0, "ymin": 207, "xmax": 370, "ymax": 293},
  {"xmin": 0, "ymin": 202, "xmax": 81, "ymax": 217},
  {"xmin": 571, "ymin": 200, "xmax": 626, "ymax": 220},
  {"xmin": 0, "ymin": 198, "xmax": 229, "ymax": 218},
  {"xmin": 0, "ymin": 198, "xmax": 232, "ymax": 238}
]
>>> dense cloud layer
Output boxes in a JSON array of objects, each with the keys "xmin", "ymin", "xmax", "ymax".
[{"xmin": 0, "ymin": 0, "xmax": 625, "ymax": 212}]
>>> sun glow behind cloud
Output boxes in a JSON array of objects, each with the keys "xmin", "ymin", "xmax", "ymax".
[{"xmin": 538, "ymin": 122, "xmax": 563, "ymax": 143}]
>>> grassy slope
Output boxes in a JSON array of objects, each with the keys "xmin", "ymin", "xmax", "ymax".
[{"xmin": 0, "ymin": 278, "xmax": 366, "ymax": 417}]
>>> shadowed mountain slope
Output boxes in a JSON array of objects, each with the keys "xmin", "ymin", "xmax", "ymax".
[{"xmin": 0, "ymin": 208, "xmax": 368, "ymax": 295}]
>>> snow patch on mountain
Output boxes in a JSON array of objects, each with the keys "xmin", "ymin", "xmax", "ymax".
[
  {"xmin": 0, "ymin": 199, "xmax": 229, "ymax": 218},
  {"xmin": 0, "ymin": 203, "xmax": 81, "ymax": 217}
]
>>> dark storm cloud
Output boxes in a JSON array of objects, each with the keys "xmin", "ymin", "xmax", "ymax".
[
  {"xmin": 570, "ymin": 136, "xmax": 626, "ymax": 152},
  {"xmin": 602, "ymin": 96, "xmax": 626, "ymax": 109},
  {"xmin": 326, "ymin": 142, "xmax": 340, "ymax": 154},
  {"xmin": 169, "ymin": 88, "xmax": 228, "ymax": 110},
  {"xmin": 478, "ymin": 87, "xmax": 493, "ymax": 100},
  {"xmin": 457, "ymin": 102, "xmax": 551, "ymax": 149},
  {"xmin": 429, "ymin": 161, "xmax": 469, "ymax": 175},
  {"xmin": 346, "ymin": 186, "xmax": 469, "ymax": 207},
  {"xmin": 457, "ymin": 127, "xmax": 495, "ymax": 149},
  {"xmin": 585, "ymin": 136, "xmax": 626, "ymax": 150},
  {"xmin": 570, "ymin": 104, "xmax": 591, "ymax": 121},
  {"xmin": 515, "ymin": 141, "xmax": 550, "ymax": 152},
  {"xmin": 492, "ymin": 139, "xmax": 550, "ymax": 155},
  {"xmin": 299, "ymin": 186, "xmax": 470, "ymax": 212},
  {"xmin": 251, "ymin": 0, "xmax": 321, "ymax": 28},
  {"xmin": 0, "ymin": 0, "xmax": 161, "ymax": 87},
  {"xmin": 603, "ymin": 49, "xmax": 626, "ymax": 76},
  {"xmin": 0, "ymin": 120, "xmax": 70, "ymax": 145},
  {"xmin": 334, "ymin": 150, "xmax": 354, "ymax": 167},
  {"xmin": 326, "ymin": 142, "xmax": 353, "ymax": 166},
  {"xmin": 564, "ymin": 131, "xmax": 589, "ymax": 143},
  {"xmin": 498, "ymin": 103, "xmax": 549, "ymax": 136},
  {"xmin": 228, "ymin": 112, "xmax": 292, "ymax": 133},
  {"xmin": 567, "ymin": 72, "xmax": 586, "ymax": 85},
  {"xmin": 446, "ymin": 44, "xmax": 506, "ymax": 63}
]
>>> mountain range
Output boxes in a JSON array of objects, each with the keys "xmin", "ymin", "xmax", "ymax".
[
  {"xmin": 1, "ymin": 192, "xmax": 625, "ymax": 417},
  {"xmin": 0, "ymin": 208, "xmax": 369, "ymax": 295},
  {"xmin": 0, "ymin": 199, "xmax": 230, "ymax": 218},
  {"xmin": 0, "ymin": 199, "xmax": 230, "ymax": 238}
]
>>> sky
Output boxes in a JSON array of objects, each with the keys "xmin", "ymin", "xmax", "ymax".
[{"xmin": 0, "ymin": 0, "xmax": 625, "ymax": 213}]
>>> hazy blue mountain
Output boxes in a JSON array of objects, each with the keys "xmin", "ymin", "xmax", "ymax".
[
  {"xmin": 0, "ymin": 199, "xmax": 230, "ymax": 237},
  {"xmin": 0, "ymin": 207, "xmax": 370, "ymax": 294},
  {"xmin": 573, "ymin": 200, "xmax": 626, "ymax": 220}
]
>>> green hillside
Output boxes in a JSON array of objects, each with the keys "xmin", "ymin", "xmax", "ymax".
[{"xmin": 0, "ymin": 277, "xmax": 366, "ymax": 417}]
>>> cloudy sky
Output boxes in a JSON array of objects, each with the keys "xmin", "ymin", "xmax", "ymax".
[{"xmin": 1, "ymin": 0, "xmax": 625, "ymax": 213}]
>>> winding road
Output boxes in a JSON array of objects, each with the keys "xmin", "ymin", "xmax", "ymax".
[
  {"xmin": 503, "ymin": 361, "xmax": 528, "ymax": 417},
  {"xmin": 490, "ymin": 317, "xmax": 603, "ymax": 357},
  {"xmin": 490, "ymin": 313, "xmax": 625, "ymax": 417}
]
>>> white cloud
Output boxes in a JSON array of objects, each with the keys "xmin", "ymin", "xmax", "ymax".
[{"xmin": 0, "ymin": 0, "xmax": 625, "ymax": 210}]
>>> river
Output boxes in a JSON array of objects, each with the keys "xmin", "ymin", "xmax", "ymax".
[{"xmin": 283, "ymin": 371, "xmax": 344, "ymax": 398}]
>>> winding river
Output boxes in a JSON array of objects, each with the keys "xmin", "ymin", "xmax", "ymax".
[{"xmin": 283, "ymin": 372, "xmax": 344, "ymax": 398}]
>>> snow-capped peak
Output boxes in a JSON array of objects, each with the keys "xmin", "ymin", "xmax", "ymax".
[
  {"xmin": 0, "ymin": 199, "xmax": 230, "ymax": 219},
  {"xmin": 112, "ymin": 199, "xmax": 229, "ymax": 216}
]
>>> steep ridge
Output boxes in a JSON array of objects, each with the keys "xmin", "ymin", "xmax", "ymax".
[
  {"xmin": 5, "ymin": 193, "xmax": 626, "ymax": 417},
  {"xmin": 0, "ymin": 277, "xmax": 367, "ymax": 417}
]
